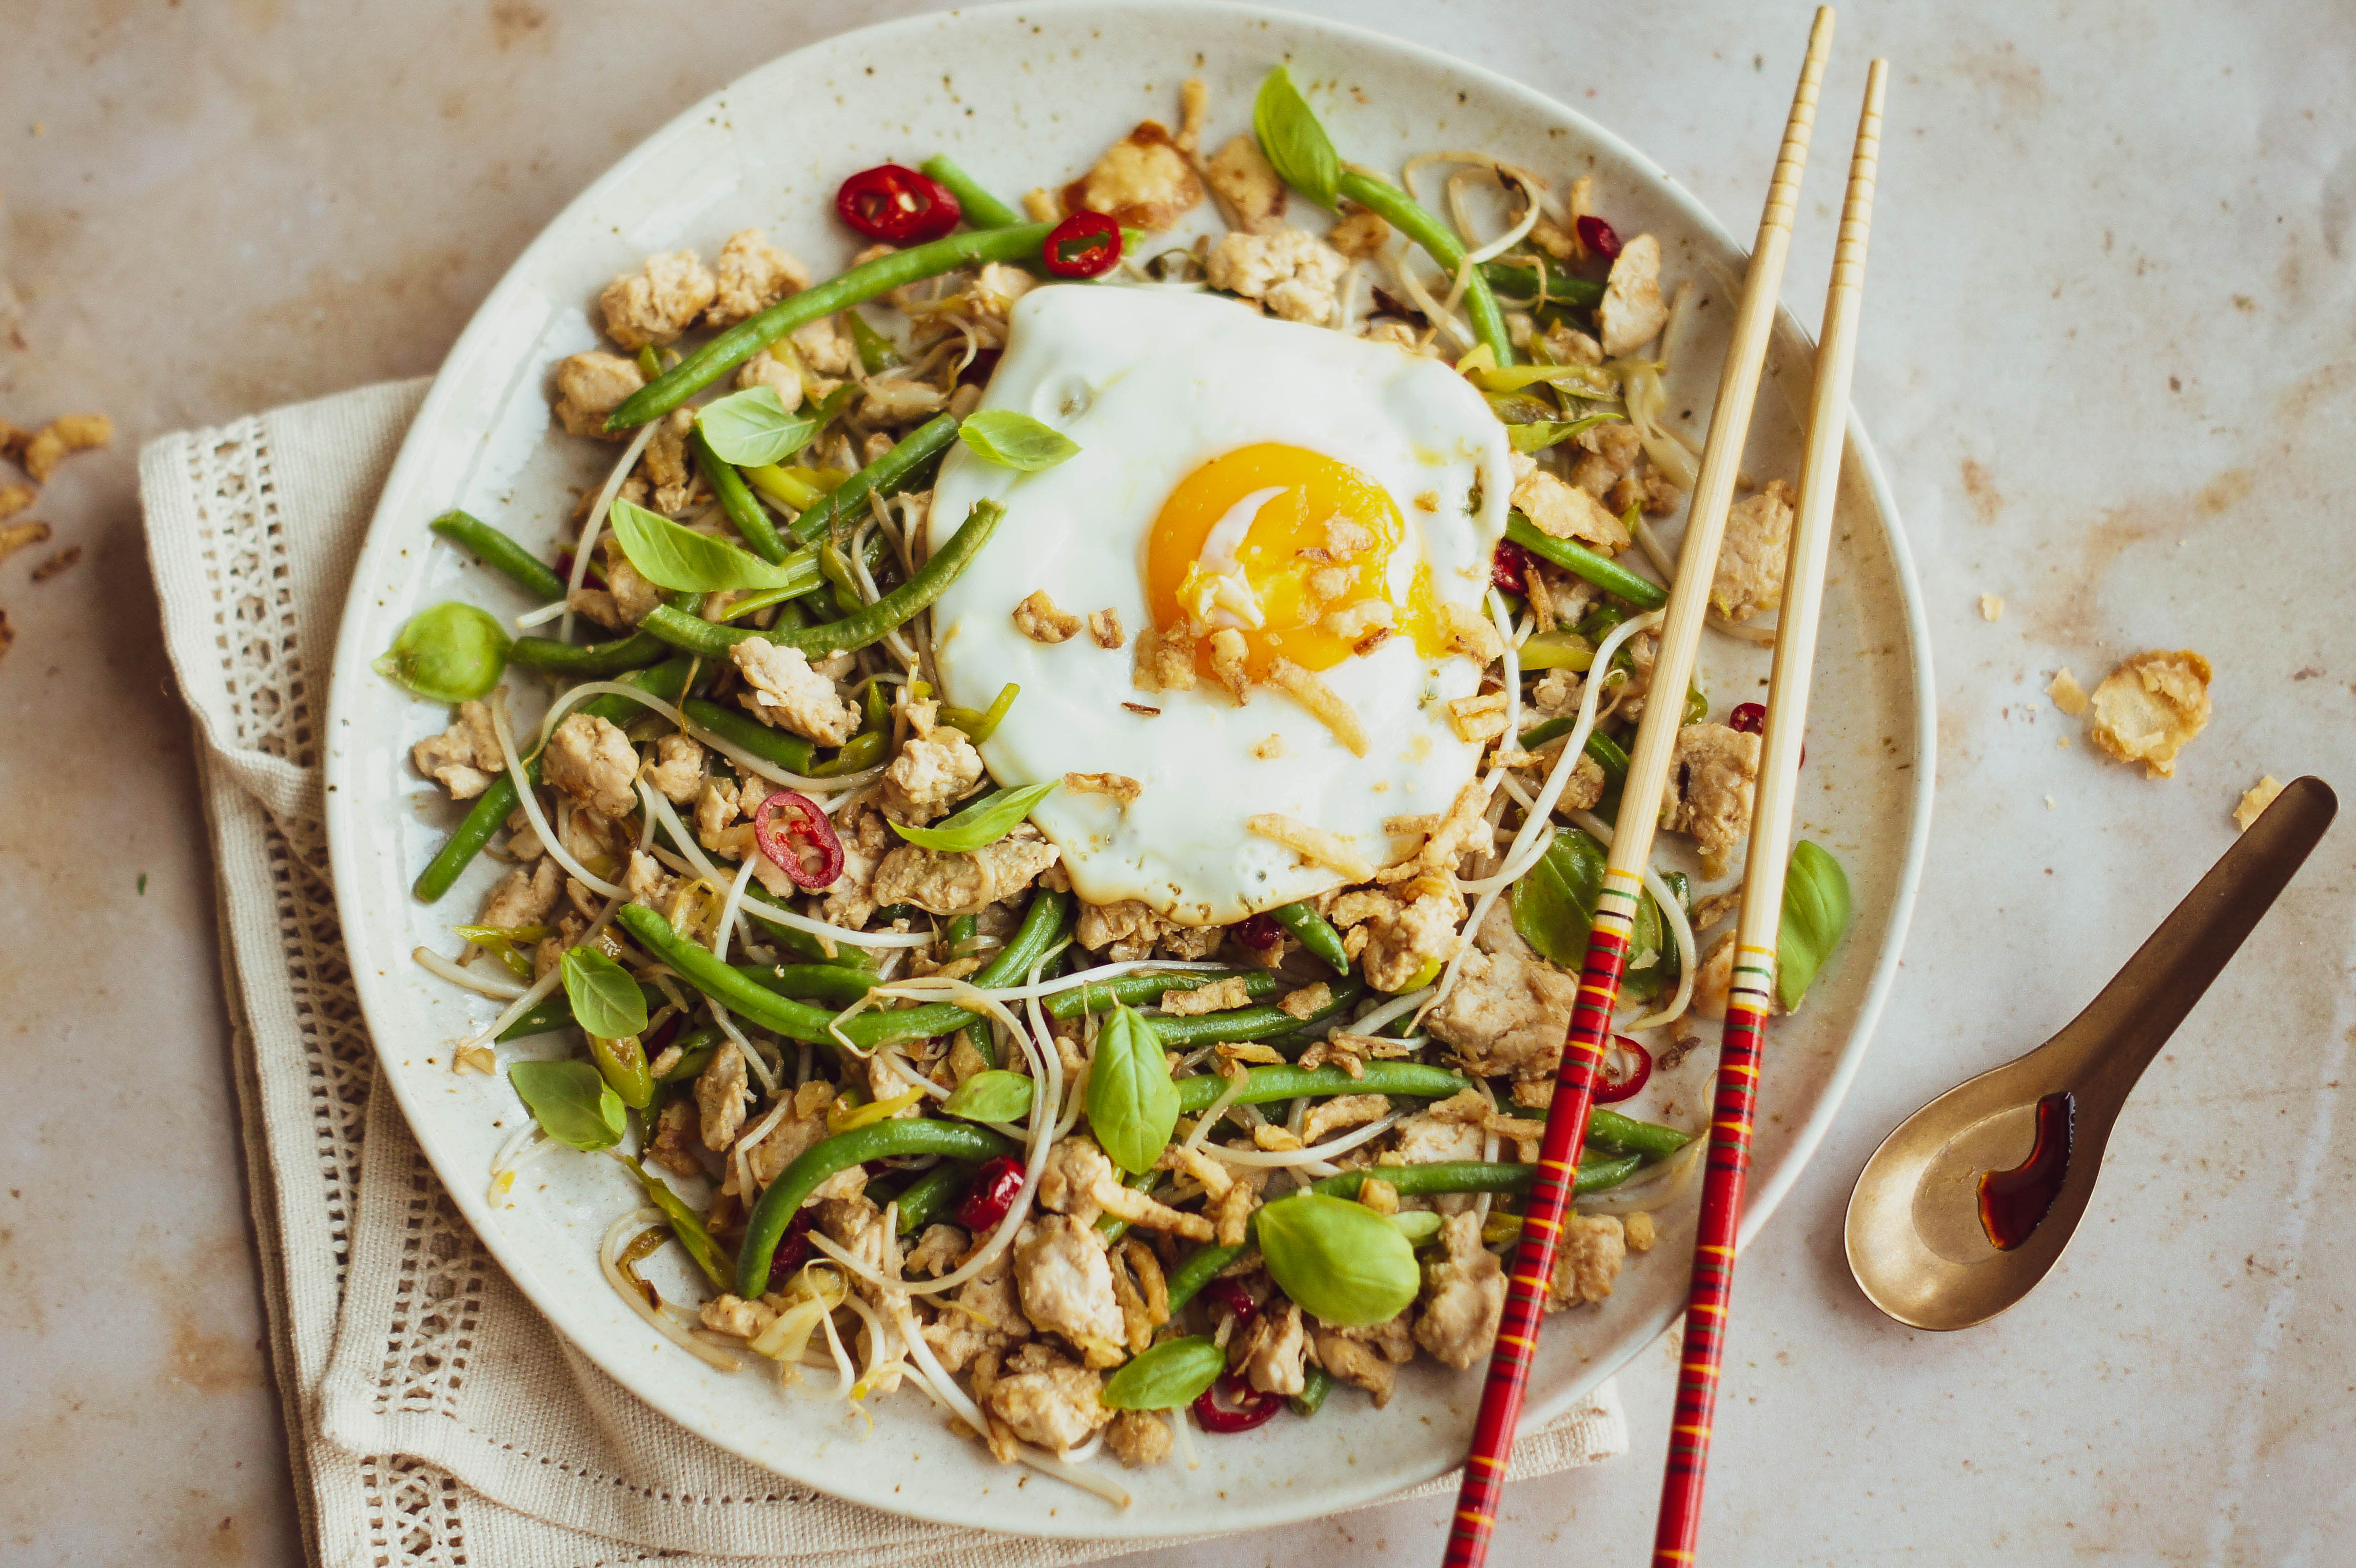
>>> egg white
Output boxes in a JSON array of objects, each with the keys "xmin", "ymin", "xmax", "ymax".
[{"xmin": 925, "ymin": 284, "xmax": 1511, "ymax": 925}]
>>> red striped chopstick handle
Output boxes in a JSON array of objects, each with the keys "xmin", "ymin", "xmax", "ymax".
[
  {"xmin": 1649, "ymin": 986, "xmax": 1771, "ymax": 1565},
  {"xmin": 1441, "ymin": 891, "xmax": 1636, "ymax": 1568}
]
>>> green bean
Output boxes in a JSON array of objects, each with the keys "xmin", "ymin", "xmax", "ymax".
[
  {"xmin": 736, "ymin": 1118, "xmax": 1013, "ymax": 1296},
  {"xmin": 749, "ymin": 913, "xmax": 878, "ymax": 972},
  {"xmin": 786, "ymin": 413, "xmax": 960, "ymax": 544},
  {"xmin": 1269, "ymin": 901, "xmax": 1349, "ymax": 972},
  {"xmin": 1336, "ymin": 170, "xmax": 1514, "ymax": 366},
  {"xmin": 847, "ymin": 310, "xmax": 902, "ymax": 375},
  {"xmin": 717, "ymin": 589, "xmax": 812, "ymax": 628},
  {"xmin": 682, "ymin": 696, "xmax": 814, "ymax": 773},
  {"xmin": 1164, "ymin": 1157, "xmax": 1634, "ymax": 1311},
  {"xmin": 735, "ymin": 962, "xmax": 877, "ymax": 1010},
  {"xmin": 809, "ymin": 730, "xmax": 887, "ymax": 776},
  {"xmin": 621, "ymin": 1154, "xmax": 733, "ymax": 1290},
  {"xmin": 615, "ymin": 903, "xmax": 844, "ymax": 1043},
  {"xmin": 828, "ymin": 889, "xmax": 1071, "ymax": 1050},
  {"xmin": 1505, "ymin": 513, "xmax": 1666, "ymax": 610},
  {"xmin": 654, "ymin": 1025, "xmax": 722, "ymax": 1084},
  {"xmin": 610, "ymin": 225, "xmax": 1056, "ymax": 430},
  {"xmin": 893, "ymin": 1161, "xmax": 975, "ymax": 1236},
  {"xmin": 1480, "ymin": 257, "xmax": 1606, "ymax": 310},
  {"xmin": 1584, "ymin": 1106, "xmax": 1693, "ymax": 1163},
  {"xmin": 429, "ymin": 510, "xmax": 567, "ymax": 600},
  {"xmin": 412, "ymin": 658, "xmax": 695, "ymax": 902},
  {"xmin": 1145, "ymin": 978, "xmax": 1366, "ymax": 1049},
  {"xmin": 943, "ymin": 914, "xmax": 995, "ymax": 1068},
  {"xmin": 509, "ymin": 626, "xmax": 669, "ymax": 677},
  {"xmin": 643, "ymin": 496, "xmax": 1004, "ymax": 659},
  {"xmin": 692, "ymin": 428, "xmax": 789, "ymax": 564},
  {"xmin": 1290, "ymin": 1364, "xmax": 1336, "ymax": 1418},
  {"xmin": 919, "ymin": 154, "xmax": 1024, "ymax": 230},
  {"xmin": 1045, "ymin": 968, "xmax": 1285, "ymax": 1020},
  {"xmin": 1174, "ymin": 1058, "xmax": 1467, "ymax": 1114},
  {"xmin": 1513, "ymin": 715, "xmax": 1633, "ymax": 783},
  {"xmin": 588, "ymin": 1031, "xmax": 654, "ymax": 1110}
]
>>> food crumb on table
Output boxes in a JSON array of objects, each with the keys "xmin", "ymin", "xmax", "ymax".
[
  {"xmin": 2233, "ymin": 775, "xmax": 2284, "ymax": 832},
  {"xmin": 1978, "ymin": 594, "xmax": 2004, "ymax": 621}
]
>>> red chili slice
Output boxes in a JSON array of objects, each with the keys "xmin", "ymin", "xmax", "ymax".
[
  {"xmin": 1042, "ymin": 210, "xmax": 1122, "ymax": 278},
  {"xmin": 835, "ymin": 164, "xmax": 961, "ymax": 244},
  {"xmin": 1194, "ymin": 1371, "xmax": 1284, "ymax": 1434},
  {"xmin": 1200, "ymin": 1276, "xmax": 1261, "ymax": 1328},
  {"xmin": 1235, "ymin": 913, "xmax": 1283, "ymax": 951},
  {"xmin": 1592, "ymin": 1035, "xmax": 1653, "ymax": 1104},
  {"xmin": 1491, "ymin": 539, "xmax": 1535, "ymax": 594},
  {"xmin": 765, "ymin": 1209, "xmax": 818, "ymax": 1289},
  {"xmin": 1727, "ymin": 702, "xmax": 1766, "ymax": 734},
  {"xmin": 954, "ymin": 1154, "xmax": 1026, "ymax": 1233},
  {"xmin": 1577, "ymin": 214, "xmax": 1624, "ymax": 262},
  {"xmin": 752, "ymin": 789, "xmax": 846, "ymax": 891}
]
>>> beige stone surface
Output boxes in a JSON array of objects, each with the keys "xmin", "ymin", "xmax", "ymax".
[{"xmin": 2, "ymin": 2, "xmax": 2352, "ymax": 1563}]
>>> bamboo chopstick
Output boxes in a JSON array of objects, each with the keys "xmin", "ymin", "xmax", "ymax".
[
  {"xmin": 1648, "ymin": 58, "xmax": 1888, "ymax": 1567},
  {"xmin": 1439, "ymin": 13, "xmax": 1837, "ymax": 1568}
]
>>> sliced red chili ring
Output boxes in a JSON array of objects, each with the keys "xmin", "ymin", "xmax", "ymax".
[
  {"xmin": 1193, "ymin": 1371, "xmax": 1284, "ymax": 1434},
  {"xmin": 752, "ymin": 789, "xmax": 846, "ymax": 890},
  {"xmin": 1042, "ymin": 210, "xmax": 1121, "ymax": 279},
  {"xmin": 1576, "ymin": 214, "xmax": 1624, "ymax": 262},
  {"xmin": 1727, "ymin": 702, "xmax": 1766, "ymax": 734},
  {"xmin": 835, "ymin": 164, "xmax": 962, "ymax": 245},
  {"xmin": 1201, "ymin": 1276, "xmax": 1261, "ymax": 1328},
  {"xmin": 1591, "ymin": 1035, "xmax": 1653, "ymax": 1104},
  {"xmin": 1491, "ymin": 539, "xmax": 1535, "ymax": 594}
]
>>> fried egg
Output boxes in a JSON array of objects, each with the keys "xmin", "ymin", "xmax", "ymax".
[{"xmin": 926, "ymin": 285, "xmax": 1510, "ymax": 925}]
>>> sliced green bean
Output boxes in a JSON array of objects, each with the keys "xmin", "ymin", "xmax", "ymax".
[
  {"xmin": 736, "ymin": 1118, "xmax": 1014, "ymax": 1296},
  {"xmin": 920, "ymin": 154, "xmax": 1025, "ymax": 230},
  {"xmin": 609, "ymin": 225, "xmax": 1056, "ymax": 430},
  {"xmin": 429, "ymin": 510, "xmax": 567, "ymax": 600},
  {"xmin": 1145, "ymin": 977, "xmax": 1366, "ymax": 1049},
  {"xmin": 1045, "ymin": 968, "xmax": 1285, "ymax": 1020},
  {"xmin": 615, "ymin": 903, "xmax": 843, "ymax": 1043},
  {"xmin": 1291, "ymin": 1364, "xmax": 1336, "ymax": 1418},
  {"xmin": 682, "ymin": 696, "xmax": 815, "ymax": 773},
  {"xmin": 1505, "ymin": 513, "xmax": 1666, "ymax": 610},
  {"xmin": 786, "ymin": 413, "xmax": 960, "ymax": 544},
  {"xmin": 1269, "ymin": 901, "xmax": 1349, "ymax": 972},
  {"xmin": 1337, "ymin": 170, "xmax": 1514, "ymax": 365},
  {"xmin": 622, "ymin": 1154, "xmax": 733, "ymax": 1290},
  {"xmin": 642, "ymin": 497, "xmax": 1004, "ymax": 658},
  {"xmin": 412, "ymin": 658, "xmax": 694, "ymax": 902},
  {"xmin": 654, "ymin": 1025, "xmax": 723, "ymax": 1084},
  {"xmin": 1174, "ymin": 1058, "xmax": 1467, "ymax": 1114},
  {"xmin": 1480, "ymin": 257, "xmax": 1606, "ymax": 310},
  {"xmin": 692, "ymin": 428, "xmax": 789, "ymax": 564},
  {"xmin": 894, "ymin": 1161, "xmax": 976, "ymax": 1236},
  {"xmin": 735, "ymin": 962, "xmax": 877, "ymax": 1010},
  {"xmin": 829, "ymin": 890, "xmax": 1071, "ymax": 1050}
]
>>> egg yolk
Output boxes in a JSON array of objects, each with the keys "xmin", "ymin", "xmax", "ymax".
[{"xmin": 1144, "ymin": 443, "xmax": 1441, "ymax": 678}]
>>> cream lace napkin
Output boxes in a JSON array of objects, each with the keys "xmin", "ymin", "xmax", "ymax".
[{"xmin": 139, "ymin": 379, "xmax": 1626, "ymax": 1568}]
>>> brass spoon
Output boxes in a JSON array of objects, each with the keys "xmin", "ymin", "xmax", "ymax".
[{"xmin": 1845, "ymin": 775, "xmax": 2336, "ymax": 1330}]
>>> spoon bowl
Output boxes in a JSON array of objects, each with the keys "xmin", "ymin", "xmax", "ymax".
[{"xmin": 1846, "ymin": 776, "xmax": 2335, "ymax": 1330}]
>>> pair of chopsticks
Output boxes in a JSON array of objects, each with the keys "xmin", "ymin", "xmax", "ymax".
[{"xmin": 1441, "ymin": 11, "xmax": 1887, "ymax": 1568}]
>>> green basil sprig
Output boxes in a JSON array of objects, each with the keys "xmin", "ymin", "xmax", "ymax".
[
  {"xmin": 375, "ymin": 601, "xmax": 511, "ymax": 703},
  {"xmin": 1100, "ymin": 1336, "xmax": 1226, "ymax": 1411},
  {"xmin": 1086, "ymin": 1003, "xmax": 1180, "ymax": 1174},
  {"xmin": 941, "ymin": 1069, "xmax": 1034, "ymax": 1124},
  {"xmin": 1252, "ymin": 66, "xmax": 1340, "ymax": 209},
  {"xmin": 1777, "ymin": 840, "xmax": 1852, "ymax": 1010},
  {"xmin": 1254, "ymin": 1193, "xmax": 1421, "ymax": 1327},
  {"xmin": 607, "ymin": 497, "xmax": 813, "ymax": 593},
  {"xmin": 561, "ymin": 946, "xmax": 650, "ymax": 1041},
  {"xmin": 508, "ymin": 1060, "xmax": 625, "ymax": 1152},
  {"xmin": 957, "ymin": 409, "xmax": 1079, "ymax": 471},
  {"xmin": 889, "ymin": 782, "xmax": 1058, "ymax": 853},
  {"xmin": 694, "ymin": 385, "xmax": 819, "ymax": 467}
]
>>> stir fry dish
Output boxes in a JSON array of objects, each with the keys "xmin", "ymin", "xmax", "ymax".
[{"xmin": 385, "ymin": 69, "xmax": 1855, "ymax": 1505}]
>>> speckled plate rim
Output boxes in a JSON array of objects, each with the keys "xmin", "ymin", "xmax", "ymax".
[{"xmin": 322, "ymin": 0, "xmax": 1935, "ymax": 1539}]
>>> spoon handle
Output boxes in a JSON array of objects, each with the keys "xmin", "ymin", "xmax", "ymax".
[{"xmin": 2060, "ymin": 776, "xmax": 2334, "ymax": 1096}]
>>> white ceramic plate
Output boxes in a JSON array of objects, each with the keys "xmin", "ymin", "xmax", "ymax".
[{"xmin": 323, "ymin": 0, "xmax": 1933, "ymax": 1539}]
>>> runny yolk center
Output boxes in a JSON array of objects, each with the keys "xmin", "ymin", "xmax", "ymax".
[{"xmin": 1144, "ymin": 443, "xmax": 1440, "ymax": 679}]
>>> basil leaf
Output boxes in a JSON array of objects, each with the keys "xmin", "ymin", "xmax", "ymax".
[
  {"xmin": 1085, "ymin": 1003, "xmax": 1180, "ymax": 1174},
  {"xmin": 694, "ymin": 385, "xmax": 819, "ymax": 467},
  {"xmin": 1389, "ymin": 1209, "xmax": 1444, "ymax": 1246},
  {"xmin": 1252, "ymin": 66, "xmax": 1340, "ymax": 210},
  {"xmin": 889, "ymin": 782, "xmax": 1058, "ymax": 853},
  {"xmin": 561, "ymin": 946, "xmax": 650, "ymax": 1041},
  {"xmin": 1254, "ymin": 1193, "xmax": 1420, "ymax": 1327},
  {"xmin": 941, "ymin": 1069, "xmax": 1035, "ymax": 1124},
  {"xmin": 1777, "ymin": 840, "xmax": 1852, "ymax": 1010},
  {"xmin": 374, "ymin": 601, "xmax": 509, "ymax": 703},
  {"xmin": 508, "ymin": 1060, "xmax": 625, "ymax": 1152},
  {"xmin": 1100, "ymin": 1336, "xmax": 1225, "ymax": 1411},
  {"xmin": 606, "ymin": 497, "xmax": 811, "ymax": 592},
  {"xmin": 957, "ymin": 409, "xmax": 1080, "ymax": 471},
  {"xmin": 1509, "ymin": 828, "xmax": 1606, "ymax": 966}
]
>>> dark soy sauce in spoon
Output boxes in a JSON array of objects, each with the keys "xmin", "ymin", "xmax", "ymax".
[{"xmin": 1977, "ymin": 1091, "xmax": 2074, "ymax": 1251}]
